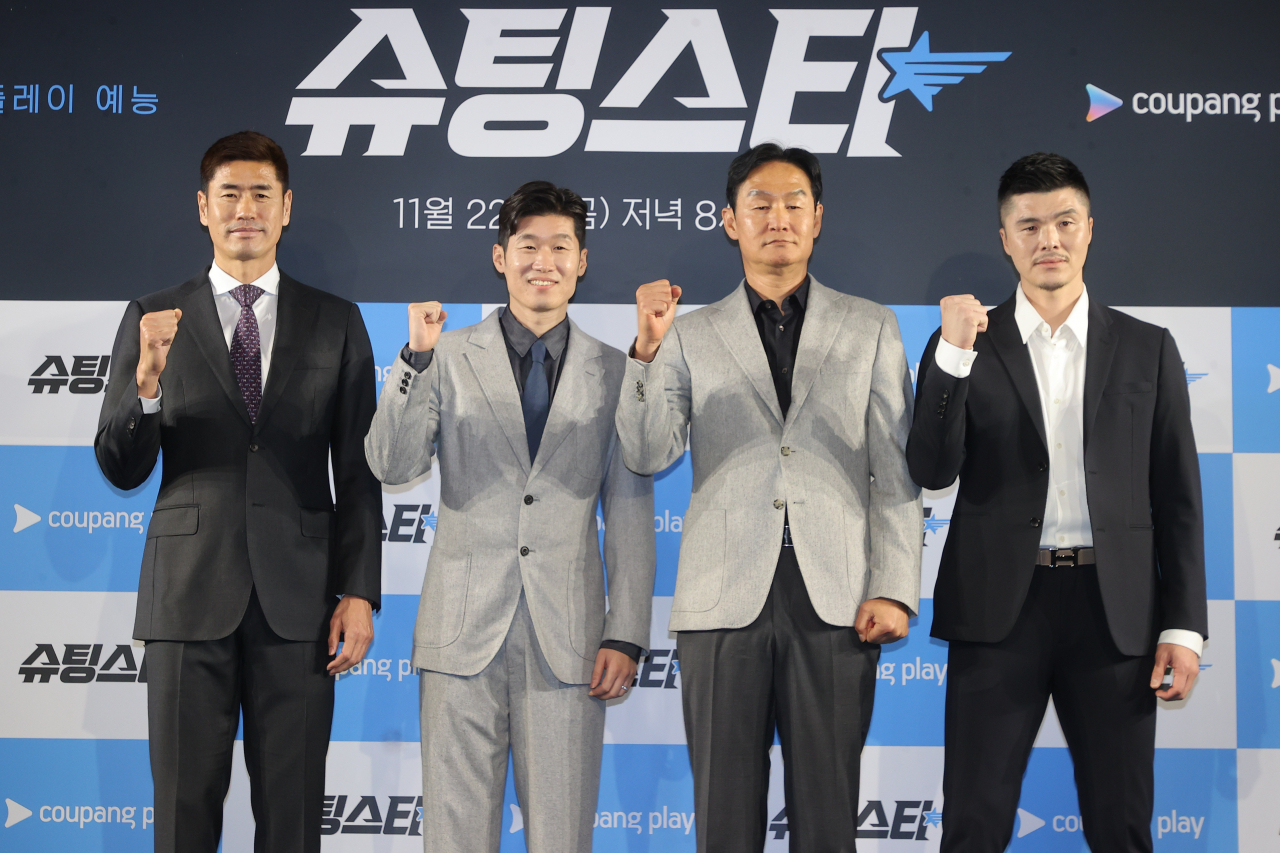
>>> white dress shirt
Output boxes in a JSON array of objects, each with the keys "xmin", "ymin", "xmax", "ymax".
[
  {"xmin": 934, "ymin": 285, "xmax": 1202, "ymax": 655},
  {"xmin": 139, "ymin": 262, "xmax": 280, "ymax": 413}
]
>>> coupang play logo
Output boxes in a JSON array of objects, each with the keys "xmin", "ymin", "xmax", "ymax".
[{"xmin": 1085, "ymin": 82, "xmax": 1280, "ymax": 123}]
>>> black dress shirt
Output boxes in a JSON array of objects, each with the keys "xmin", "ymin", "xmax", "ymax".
[
  {"xmin": 402, "ymin": 309, "xmax": 642, "ymax": 664},
  {"xmin": 745, "ymin": 277, "xmax": 810, "ymax": 417}
]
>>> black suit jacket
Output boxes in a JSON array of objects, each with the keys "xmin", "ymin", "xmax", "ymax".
[
  {"xmin": 906, "ymin": 294, "xmax": 1207, "ymax": 656},
  {"xmin": 95, "ymin": 269, "xmax": 382, "ymax": 642}
]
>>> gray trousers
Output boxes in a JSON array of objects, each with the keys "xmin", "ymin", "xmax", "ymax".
[{"xmin": 419, "ymin": 592, "xmax": 604, "ymax": 853}]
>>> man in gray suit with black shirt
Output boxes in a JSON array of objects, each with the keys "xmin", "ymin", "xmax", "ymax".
[
  {"xmin": 365, "ymin": 181, "xmax": 655, "ymax": 853},
  {"xmin": 616, "ymin": 144, "xmax": 922, "ymax": 852}
]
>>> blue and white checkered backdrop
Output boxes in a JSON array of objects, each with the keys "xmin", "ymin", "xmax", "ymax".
[{"xmin": 2, "ymin": 2, "xmax": 1279, "ymax": 850}]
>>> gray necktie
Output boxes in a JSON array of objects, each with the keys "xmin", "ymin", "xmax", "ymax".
[{"xmin": 522, "ymin": 340, "xmax": 549, "ymax": 461}]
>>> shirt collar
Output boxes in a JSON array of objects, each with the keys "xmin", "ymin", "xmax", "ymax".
[
  {"xmin": 499, "ymin": 306, "xmax": 569, "ymax": 360},
  {"xmin": 1013, "ymin": 283, "xmax": 1090, "ymax": 346},
  {"xmin": 209, "ymin": 261, "xmax": 280, "ymax": 296},
  {"xmin": 746, "ymin": 276, "xmax": 810, "ymax": 317}
]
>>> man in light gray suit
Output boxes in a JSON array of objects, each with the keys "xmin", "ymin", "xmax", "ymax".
[
  {"xmin": 365, "ymin": 181, "xmax": 655, "ymax": 853},
  {"xmin": 617, "ymin": 144, "xmax": 922, "ymax": 852}
]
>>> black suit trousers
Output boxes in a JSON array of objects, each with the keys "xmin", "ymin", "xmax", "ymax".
[
  {"xmin": 940, "ymin": 566, "xmax": 1157, "ymax": 853},
  {"xmin": 677, "ymin": 545, "xmax": 880, "ymax": 853},
  {"xmin": 145, "ymin": 589, "xmax": 335, "ymax": 853}
]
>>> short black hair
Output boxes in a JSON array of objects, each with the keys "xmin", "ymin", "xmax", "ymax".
[
  {"xmin": 496, "ymin": 181, "xmax": 588, "ymax": 248},
  {"xmin": 997, "ymin": 152, "xmax": 1090, "ymax": 224},
  {"xmin": 725, "ymin": 143, "xmax": 823, "ymax": 210},
  {"xmin": 200, "ymin": 130, "xmax": 289, "ymax": 192}
]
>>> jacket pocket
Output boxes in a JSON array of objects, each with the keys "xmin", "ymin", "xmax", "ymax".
[
  {"xmin": 416, "ymin": 552, "xmax": 471, "ymax": 648},
  {"xmin": 146, "ymin": 505, "xmax": 199, "ymax": 538},
  {"xmin": 673, "ymin": 510, "xmax": 725, "ymax": 612},
  {"xmin": 1105, "ymin": 380, "xmax": 1154, "ymax": 396},
  {"xmin": 300, "ymin": 508, "xmax": 333, "ymax": 539}
]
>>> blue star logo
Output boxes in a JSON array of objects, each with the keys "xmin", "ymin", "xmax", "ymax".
[
  {"xmin": 923, "ymin": 516, "xmax": 951, "ymax": 535},
  {"xmin": 880, "ymin": 32, "xmax": 1011, "ymax": 111},
  {"xmin": 922, "ymin": 808, "xmax": 943, "ymax": 828},
  {"xmin": 1185, "ymin": 370, "xmax": 1208, "ymax": 384}
]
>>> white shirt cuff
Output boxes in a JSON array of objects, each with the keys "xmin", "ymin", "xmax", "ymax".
[
  {"xmin": 138, "ymin": 388, "xmax": 162, "ymax": 414},
  {"xmin": 1158, "ymin": 628, "xmax": 1203, "ymax": 657},
  {"xmin": 932, "ymin": 337, "xmax": 978, "ymax": 378}
]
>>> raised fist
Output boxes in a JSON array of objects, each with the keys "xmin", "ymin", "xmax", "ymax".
[
  {"xmin": 136, "ymin": 309, "xmax": 182, "ymax": 398},
  {"xmin": 939, "ymin": 295, "xmax": 988, "ymax": 351},
  {"xmin": 634, "ymin": 280, "xmax": 682, "ymax": 363},
  {"xmin": 407, "ymin": 301, "xmax": 448, "ymax": 353}
]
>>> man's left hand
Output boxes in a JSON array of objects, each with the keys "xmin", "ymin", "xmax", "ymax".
[
  {"xmin": 855, "ymin": 598, "xmax": 910, "ymax": 644},
  {"xmin": 589, "ymin": 649, "xmax": 638, "ymax": 700},
  {"xmin": 328, "ymin": 595, "xmax": 374, "ymax": 675},
  {"xmin": 1151, "ymin": 642, "xmax": 1200, "ymax": 701}
]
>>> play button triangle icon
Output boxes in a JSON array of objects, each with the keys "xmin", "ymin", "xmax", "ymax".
[
  {"xmin": 5, "ymin": 798, "xmax": 33, "ymax": 828},
  {"xmin": 13, "ymin": 504, "xmax": 41, "ymax": 534},
  {"xmin": 1016, "ymin": 808, "xmax": 1046, "ymax": 838},
  {"xmin": 1086, "ymin": 84, "xmax": 1124, "ymax": 121}
]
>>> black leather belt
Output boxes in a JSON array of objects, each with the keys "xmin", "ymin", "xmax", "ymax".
[{"xmin": 1036, "ymin": 547, "xmax": 1096, "ymax": 567}]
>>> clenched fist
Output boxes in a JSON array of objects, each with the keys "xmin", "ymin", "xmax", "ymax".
[
  {"xmin": 136, "ymin": 309, "xmax": 183, "ymax": 399},
  {"xmin": 939, "ymin": 295, "xmax": 989, "ymax": 351},
  {"xmin": 407, "ymin": 301, "xmax": 448, "ymax": 353},
  {"xmin": 634, "ymin": 280, "xmax": 682, "ymax": 363}
]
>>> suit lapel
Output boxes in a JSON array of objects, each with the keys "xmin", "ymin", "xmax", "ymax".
[
  {"xmin": 984, "ymin": 296, "xmax": 1049, "ymax": 452},
  {"xmin": 464, "ymin": 311, "xmax": 532, "ymax": 474},
  {"xmin": 255, "ymin": 273, "xmax": 317, "ymax": 433},
  {"xmin": 176, "ymin": 270, "xmax": 251, "ymax": 427},
  {"xmin": 529, "ymin": 318, "xmax": 595, "ymax": 480},
  {"xmin": 786, "ymin": 278, "xmax": 847, "ymax": 425},
  {"xmin": 708, "ymin": 283, "xmax": 784, "ymax": 426},
  {"xmin": 1082, "ymin": 300, "xmax": 1117, "ymax": 451}
]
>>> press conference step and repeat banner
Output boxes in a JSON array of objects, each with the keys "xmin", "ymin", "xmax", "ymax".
[{"xmin": 2, "ymin": 1, "xmax": 1279, "ymax": 851}]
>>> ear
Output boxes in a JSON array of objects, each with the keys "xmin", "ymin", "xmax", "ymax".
[
  {"xmin": 722, "ymin": 206, "xmax": 739, "ymax": 241},
  {"xmin": 576, "ymin": 247, "xmax": 588, "ymax": 278},
  {"xmin": 492, "ymin": 242, "xmax": 506, "ymax": 275},
  {"xmin": 281, "ymin": 188, "xmax": 293, "ymax": 227},
  {"xmin": 197, "ymin": 190, "xmax": 209, "ymax": 227},
  {"xmin": 998, "ymin": 226, "xmax": 1010, "ymax": 257},
  {"xmin": 812, "ymin": 201, "xmax": 823, "ymax": 237},
  {"xmin": 1084, "ymin": 215, "xmax": 1093, "ymax": 247}
]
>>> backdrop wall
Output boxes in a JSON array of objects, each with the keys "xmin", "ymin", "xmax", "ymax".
[{"xmin": 2, "ymin": 3, "xmax": 1278, "ymax": 851}]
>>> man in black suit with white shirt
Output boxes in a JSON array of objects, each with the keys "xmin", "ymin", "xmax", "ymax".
[
  {"xmin": 907, "ymin": 153, "xmax": 1207, "ymax": 853},
  {"xmin": 95, "ymin": 131, "xmax": 381, "ymax": 853}
]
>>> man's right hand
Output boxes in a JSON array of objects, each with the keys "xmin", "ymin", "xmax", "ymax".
[
  {"xmin": 408, "ymin": 301, "xmax": 448, "ymax": 353},
  {"xmin": 939, "ymin": 294, "xmax": 988, "ymax": 350},
  {"xmin": 136, "ymin": 309, "xmax": 182, "ymax": 399},
  {"xmin": 634, "ymin": 279, "xmax": 682, "ymax": 363}
]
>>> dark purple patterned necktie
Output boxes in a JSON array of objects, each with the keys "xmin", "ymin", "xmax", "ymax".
[{"xmin": 229, "ymin": 284, "xmax": 264, "ymax": 422}]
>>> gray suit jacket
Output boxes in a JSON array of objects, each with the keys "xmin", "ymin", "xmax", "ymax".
[
  {"xmin": 616, "ymin": 277, "xmax": 921, "ymax": 632},
  {"xmin": 365, "ymin": 310, "xmax": 655, "ymax": 684}
]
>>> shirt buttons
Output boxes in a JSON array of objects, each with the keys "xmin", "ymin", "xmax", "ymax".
[
  {"xmin": 1059, "ymin": 489, "xmax": 1066, "ymax": 496},
  {"xmin": 1056, "ymin": 442, "xmax": 1063, "ymax": 449},
  {"xmin": 773, "ymin": 499, "xmax": 785, "ymax": 510}
]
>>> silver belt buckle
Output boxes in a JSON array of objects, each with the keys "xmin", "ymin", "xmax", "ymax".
[{"xmin": 1050, "ymin": 548, "xmax": 1078, "ymax": 568}]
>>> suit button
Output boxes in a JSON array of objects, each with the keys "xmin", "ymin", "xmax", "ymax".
[
  {"xmin": 399, "ymin": 386, "xmax": 407, "ymax": 395},
  {"xmin": 127, "ymin": 417, "xmax": 136, "ymax": 429},
  {"xmin": 780, "ymin": 446, "xmax": 791, "ymax": 456},
  {"xmin": 941, "ymin": 390, "xmax": 949, "ymax": 398},
  {"xmin": 773, "ymin": 499, "xmax": 785, "ymax": 510},
  {"xmin": 1030, "ymin": 517, "xmax": 1041, "ymax": 528},
  {"xmin": 1038, "ymin": 461, "xmax": 1048, "ymax": 471},
  {"xmin": 523, "ymin": 494, "xmax": 534, "ymax": 505},
  {"xmin": 249, "ymin": 443, "xmax": 259, "ymax": 452},
  {"xmin": 519, "ymin": 546, "xmax": 530, "ymax": 556}
]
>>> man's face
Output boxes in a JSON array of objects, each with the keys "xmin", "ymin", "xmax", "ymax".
[
  {"xmin": 999, "ymin": 188, "xmax": 1093, "ymax": 293},
  {"xmin": 722, "ymin": 160, "xmax": 823, "ymax": 271},
  {"xmin": 492, "ymin": 214, "xmax": 586, "ymax": 316},
  {"xmin": 198, "ymin": 160, "xmax": 292, "ymax": 264}
]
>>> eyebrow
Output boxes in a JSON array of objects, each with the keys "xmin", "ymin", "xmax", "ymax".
[
  {"xmin": 1015, "ymin": 207, "xmax": 1080, "ymax": 225},
  {"xmin": 515, "ymin": 232, "xmax": 575, "ymax": 242},
  {"xmin": 218, "ymin": 183, "xmax": 275, "ymax": 191},
  {"xmin": 745, "ymin": 188, "xmax": 809, "ymax": 199}
]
